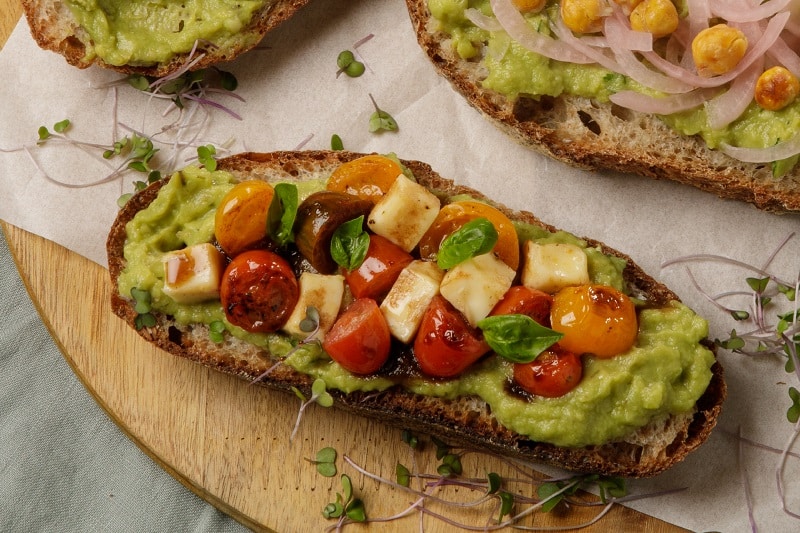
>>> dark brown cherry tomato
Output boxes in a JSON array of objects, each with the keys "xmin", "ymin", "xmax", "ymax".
[
  {"xmin": 323, "ymin": 298, "xmax": 391, "ymax": 375},
  {"xmin": 413, "ymin": 295, "xmax": 491, "ymax": 378},
  {"xmin": 220, "ymin": 249, "xmax": 299, "ymax": 333},
  {"xmin": 490, "ymin": 285, "xmax": 553, "ymax": 326},
  {"xmin": 293, "ymin": 191, "xmax": 372, "ymax": 274},
  {"xmin": 550, "ymin": 284, "xmax": 638, "ymax": 358},
  {"xmin": 343, "ymin": 234, "xmax": 414, "ymax": 301},
  {"xmin": 513, "ymin": 348, "xmax": 583, "ymax": 398}
]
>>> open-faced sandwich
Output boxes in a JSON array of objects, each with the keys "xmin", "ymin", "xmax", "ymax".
[
  {"xmin": 406, "ymin": 0, "xmax": 800, "ymax": 213},
  {"xmin": 21, "ymin": 0, "xmax": 310, "ymax": 77},
  {"xmin": 107, "ymin": 150, "xmax": 725, "ymax": 477}
]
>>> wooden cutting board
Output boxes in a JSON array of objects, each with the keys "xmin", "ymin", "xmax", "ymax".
[{"xmin": 1, "ymin": 7, "xmax": 684, "ymax": 531}]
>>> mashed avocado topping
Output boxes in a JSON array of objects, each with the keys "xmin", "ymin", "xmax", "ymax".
[
  {"xmin": 118, "ymin": 167, "xmax": 715, "ymax": 447},
  {"xmin": 66, "ymin": 0, "xmax": 268, "ymax": 66},
  {"xmin": 429, "ymin": 0, "xmax": 800, "ymax": 174}
]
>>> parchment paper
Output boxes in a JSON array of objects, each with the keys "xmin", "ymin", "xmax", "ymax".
[{"xmin": 2, "ymin": 1, "xmax": 799, "ymax": 530}]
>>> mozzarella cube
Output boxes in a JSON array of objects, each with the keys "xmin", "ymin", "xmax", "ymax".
[
  {"xmin": 439, "ymin": 253, "xmax": 515, "ymax": 327},
  {"xmin": 380, "ymin": 260, "xmax": 444, "ymax": 343},
  {"xmin": 282, "ymin": 272, "xmax": 345, "ymax": 341},
  {"xmin": 521, "ymin": 242, "xmax": 590, "ymax": 294},
  {"xmin": 162, "ymin": 243, "xmax": 225, "ymax": 304},
  {"xmin": 367, "ymin": 174, "xmax": 440, "ymax": 252}
]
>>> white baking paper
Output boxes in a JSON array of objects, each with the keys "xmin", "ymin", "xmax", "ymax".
[{"xmin": 1, "ymin": 1, "xmax": 799, "ymax": 531}]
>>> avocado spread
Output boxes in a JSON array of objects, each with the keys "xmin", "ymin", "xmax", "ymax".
[
  {"xmin": 118, "ymin": 167, "xmax": 716, "ymax": 448},
  {"xmin": 429, "ymin": 0, "xmax": 800, "ymax": 173},
  {"xmin": 66, "ymin": 0, "xmax": 269, "ymax": 66}
]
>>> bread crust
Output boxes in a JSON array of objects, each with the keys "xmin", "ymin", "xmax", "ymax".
[
  {"xmin": 107, "ymin": 150, "xmax": 725, "ymax": 477},
  {"xmin": 404, "ymin": 0, "xmax": 800, "ymax": 213},
  {"xmin": 21, "ymin": 0, "xmax": 310, "ymax": 77}
]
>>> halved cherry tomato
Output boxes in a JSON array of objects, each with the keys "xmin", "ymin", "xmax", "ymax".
[
  {"xmin": 490, "ymin": 285, "xmax": 553, "ymax": 326},
  {"xmin": 413, "ymin": 295, "xmax": 491, "ymax": 378},
  {"xmin": 214, "ymin": 181, "xmax": 275, "ymax": 257},
  {"xmin": 326, "ymin": 155, "xmax": 403, "ymax": 204},
  {"xmin": 550, "ymin": 284, "xmax": 638, "ymax": 358},
  {"xmin": 323, "ymin": 298, "xmax": 391, "ymax": 375},
  {"xmin": 418, "ymin": 201, "xmax": 520, "ymax": 271},
  {"xmin": 513, "ymin": 347, "xmax": 582, "ymax": 398},
  {"xmin": 220, "ymin": 249, "xmax": 299, "ymax": 333},
  {"xmin": 343, "ymin": 234, "xmax": 414, "ymax": 301}
]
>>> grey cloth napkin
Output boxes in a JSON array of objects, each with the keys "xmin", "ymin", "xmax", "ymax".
[{"xmin": 0, "ymin": 229, "xmax": 249, "ymax": 532}]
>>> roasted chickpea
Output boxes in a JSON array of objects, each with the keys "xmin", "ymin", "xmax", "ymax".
[
  {"xmin": 560, "ymin": 0, "xmax": 609, "ymax": 34},
  {"xmin": 629, "ymin": 0, "xmax": 679, "ymax": 39},
  {"xmin": 754, "ymin": 66, "xmax": 800, "ymax": 111},
  {"xmin": 513, "ymin": 0, "xmax": 547, "ymax": 13},
  {"xmin": 691, "ymin": 24, "xmax": 748, "ymax": 77}
]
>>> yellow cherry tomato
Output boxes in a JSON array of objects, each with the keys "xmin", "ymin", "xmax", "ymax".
[
  {"xmin": 326, "ymin": 155, "xmax": 403, "ymax": 204},
  {"xmin": 418, "ymin": 200, "xmax": 520, "ymax": 271},
  {"xmin": 550, "ymin": 284, "xmax": 638, "ymax": 358},
  {"xmin": 214, "ymin": 180, "xmax": 275, "ymax": 257}
]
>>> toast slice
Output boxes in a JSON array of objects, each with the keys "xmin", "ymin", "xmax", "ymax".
[
  {"xmin": 107, "ymin": 150, "xmax": 725, "ymax": 477},
  {"xmin": 21, "ymin": 0, "xmax": 310, "ymax": 77},
  {"xmin": 404, "ymin": 0, "xmax": 800, "ymax": 213}
]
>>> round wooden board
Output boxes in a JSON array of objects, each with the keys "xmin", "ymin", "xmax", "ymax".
[{"xmin": 1, "ymin": 7, "xmax": 684, "ymax": 531}]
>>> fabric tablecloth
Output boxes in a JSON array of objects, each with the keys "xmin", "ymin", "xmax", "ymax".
[{"xmin": 0, "ymin": 228, "xmax": 248, "ymax": 532}]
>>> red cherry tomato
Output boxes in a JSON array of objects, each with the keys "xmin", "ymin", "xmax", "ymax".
[
  {"xmin": 343, "ymin": 234, "xmax": 413, "ymax": 301},
  {"xmin": 550, "ymin": 284, "xmax": 638, "ymax": 358},
  {"xmin": 513, "ymin": 348, "xmax": 583, "ymax": 398},
  {"xmin": 413, "ymin": 295, "xmax": 491, "ymax": 378},
  {"xmin": 220, "ymin": 249, "xmax": 299, "ymax": 333},
  {"xmin": 323, "ymin": 298, "xmax": 391, "ymax": 375},
  {"xmin": 490, "ymin": 285, "xmax": 553, "ymax": 326}
]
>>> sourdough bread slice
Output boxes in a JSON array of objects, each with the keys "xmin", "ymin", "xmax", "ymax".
[
  {"xmin": 21, "ymin": 0, "xmax": 310, "ymax": 77},
  {"xmin": 107, "ymin": 150, "xmax": 725, "ymax": 477},
  {"xmin": 405, "ymin": 0, "xmax": 800, "ymax": 213}
]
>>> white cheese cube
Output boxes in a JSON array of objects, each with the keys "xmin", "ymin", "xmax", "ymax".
[
  {"xmin": 282, "ymin": 272, "xmax": 345, "ymax": 341},
  {"xmin": 521, "ymin": 242, "xmax": 590, "ymax": 294},
  {"xmin": 367, "ymin": 174, "xmax": 440, "ymax": 252},
  {"xmin": 380, "ymin": 260, "xmax": 444, "ymax": 343},
  {"xmin": 162, "ymin": 243, "xmax": 225, "ymax": 304},
  {"xmin": 439, "ymin": 253, "xmax": 515, "ymax": 327}
]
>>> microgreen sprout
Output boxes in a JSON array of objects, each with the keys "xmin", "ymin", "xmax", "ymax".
[
  {"xmin": 368, "ymin": 94, "xmax": 398, "ymax": 133},
  {"xmin": 290, "ymin": 378, "xmax": 333, "ymax": 442},
  {"xmin": 130, "ymin": 288, "xmax": 156, "ymax": 330},
  {"xmin": 309, "ymin": 447, "xmax": 338, "ymax": 477},
  {"xmin": 322, "ymin": 474, "xmax": 366, "ymax": 523},
  {"xmin": 331, "ymin": 134, "xmax": 344, "ymax": 151},
  {"xmin": 336, "ymin": 50, "xmax": 365, "ymax": 78},
  {"xmin": 197, "ymin": 144, "xmax": 217, "ymax": 171},
  {"xmin": 250, "ymin": 306, "xmax": 321, "ymax": 386}
]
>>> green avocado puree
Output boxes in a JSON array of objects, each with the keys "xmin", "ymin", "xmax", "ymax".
[
  {"xmin": 118, "ymin": 167, "xmax": 715, "ymax": 448},
  {"xmin": 66, "ymin": 0, "xmax": 268, "ymax": 66},
  {"xmin": 430, "ymin": 0, "xmax": 800, "ymax": 174}
]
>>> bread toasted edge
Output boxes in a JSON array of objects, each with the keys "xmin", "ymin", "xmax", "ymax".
[
  {"xmin": 21, "ymin": 0, "xmax": 310, "ymax": 77},
  {"xmin": 404, "ymin": 0, "xmax": 800, "ymax": 214},
  {"xmin": 106, "ymin": 150, "xmax": 726, "ymax": 478}
]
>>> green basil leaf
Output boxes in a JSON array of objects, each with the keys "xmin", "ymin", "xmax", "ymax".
[
  {"xmin": 477, "ymin": 314, "xmax": 563, "ymax": 363},
  {"xmin": 437, "ymin": 217, "xmax": 498, "ymax": 270},
  {"xmin": 267, "ymin": 183, "xmax": 299, "ymax": 247},
  {"xmin": 330, "ymin": 216, "xmax": 369, "ymax": 271}
]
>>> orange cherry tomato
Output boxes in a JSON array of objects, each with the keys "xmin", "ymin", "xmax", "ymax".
[
  {"xmin": 323, "ymin": 298, "xmax": 391, "ymax": 375},
  {"xmin": 490, "ymin": 285, "xmax": 553, "ymax": 327},
  {"xmin": 413, "ymin": 295, "xmax": 491, "ymax": 378},
  {"xmin": 550, "ymin": 284, "xmax": 638, "ymax": 358},
  {"xmin": 214, "ymin": 181, "xmax": 275, "ymax": 257},
  {"xmin": 220, "ymin": 249, "xmax": 299, "ymax": 333},
  {"xmin": 343, "ymin": 234, "xmax": 414, "ymax": 301},
  {"xmin": 326, "ymin": 155, "xmax": 403, "ymax": 203},
  {"xmin": 418, "ymin": 201, "xmax": 520, "ymax": 271},
  {"xmin": 513, "ymin": 347, "xmax": 582, "ymax": 398}
]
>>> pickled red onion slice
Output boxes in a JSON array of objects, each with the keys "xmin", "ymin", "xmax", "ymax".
[
  {"xmin": 711, "ymin": 0, "xmax": 791, "ymax": 23},
  {"xmin": 722, "ymin": 134, "xmax": 800, "ymax": 162},
  {"xmin": 705, "ymin": 59, "xmax": 763, "ymax": 130},
  {"xmin": 609, "ymin": 89, "xmax": 716, "ymax": 114},
  {"xmin": 489, "ymin": 0, "xmax": 594, "ymax": 64},
  {"xmin": 465, "ymin": 7, "xmax": 503, "ymax": 32}
]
